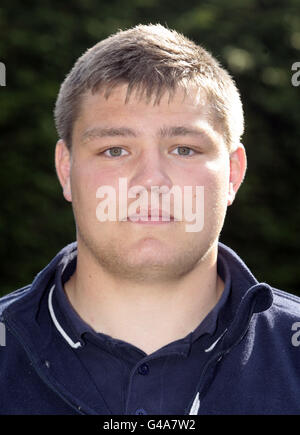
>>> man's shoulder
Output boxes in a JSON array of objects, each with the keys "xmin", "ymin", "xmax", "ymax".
[
  {"xmin": 255, "ymin": 287, "xmax": 300, "ymax": 346},
  {"xmin": 271, "ymin": 287, "xmax": 300, "ymax": 317},
  {"xmin": 0, "ymin": 242, "xmax": 77, "ymax": 320},
  {"xmin": 0, "ymin": 285, "xmax": 32, "ymax": 319}
]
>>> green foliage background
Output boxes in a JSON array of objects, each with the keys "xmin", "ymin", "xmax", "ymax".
[{"xmin": 1, "ymin": 0, "xmax": 299, "ymax": 296}]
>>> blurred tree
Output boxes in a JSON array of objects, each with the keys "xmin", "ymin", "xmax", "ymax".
[{"xmin": 0, "ymin": 0, "xmax": 299, "ymax": 295}]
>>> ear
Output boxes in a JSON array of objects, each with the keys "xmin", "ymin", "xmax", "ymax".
[
  {"xmin": 55, "ymin": 139, "xmax": 72, "ymax": 202},
  {"xmin": 227, "ymin": 143, "xmax": 247, "ymax": 206}
]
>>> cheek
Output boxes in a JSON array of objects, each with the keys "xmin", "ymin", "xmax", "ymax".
[
  {"xmin": 177, "ymin": 159, "xmax": 229, "ymax": 191},
  {"xmin": 71, "ymin": 161, "xmax": 119, "ymax": 200},
  {"xmin": 170, "ymin": 163, "xmax": 228, "ymax": 223},
  {"xmin": 71, "ymin": 162, "xmax": 126, "ymax": 226},
  {"xmin": 205, "ymin": 166, "xmax": 230, "ymax": 226},
  {"xmin": 190, "ymin": 161, "xmax": 230, "ymax": 219},
  {"xmin": 205, "ymin": 158, "xmax": 230, "ymax": 190}
]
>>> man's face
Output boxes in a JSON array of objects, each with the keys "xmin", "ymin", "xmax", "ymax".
[{"xmin": 57, "ymin": 84, "xmax": 242, "ymax": 282}]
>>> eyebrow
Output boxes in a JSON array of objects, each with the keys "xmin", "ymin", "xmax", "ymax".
[
  {"xmin": 81, "ymin": 127, "xmax": 137, "ymax": 142},
  {"xmin": 81, "ymin": 125, "xmax": 214, "ymax": 143},
  {"xmin": 159, "ymin": 126, "xmax": 209, "ymax": 139}
]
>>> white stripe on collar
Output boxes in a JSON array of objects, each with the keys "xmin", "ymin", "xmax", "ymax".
[
  {"xmin": 188, "ymin": 330, "xmax": 228, "ymax": 415},
  {"xmin": 204, "ymin": 328, "xmax": 227, "ymax": 352},
  {"xmin": 48, "ymin": 285, "xmax": 82, "ymax": 349},
  {"xmin": 189, "ymin": 392, "xmax": 200, "ymax": 415}
]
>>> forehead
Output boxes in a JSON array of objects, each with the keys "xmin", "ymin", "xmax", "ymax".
[
  {"xmin": 79, "ymin": 83, "xmax": 208, "ymax": 116},
  {"xmin": 73, "ymin": 83, "xmax": 224, "ymax": 146}
]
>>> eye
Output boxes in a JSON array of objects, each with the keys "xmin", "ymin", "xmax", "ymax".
[
  {"xmin": 171, "ymin": 146, "xmax": 196, "ymax": 156},
  {"xmin": 103, "ymin": 147, "xmax": 129, "ymax": 157}
]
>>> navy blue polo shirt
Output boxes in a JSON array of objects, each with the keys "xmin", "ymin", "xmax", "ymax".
[{"xmin": 50, "ymin": 251, "xmax": 231, "ymax": 415}]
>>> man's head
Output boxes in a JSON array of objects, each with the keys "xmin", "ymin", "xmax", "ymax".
[
  {"xmin": 54, "ymin": 24, "xmax": 244, "ymax": 153},
  {"xmin": 54, "ymin": 24, "xmax": 246, "ymax": 283}
]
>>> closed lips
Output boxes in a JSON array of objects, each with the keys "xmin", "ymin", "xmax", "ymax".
[{"xmin": 128, "ymin": 210, "xmax": 174, "ymax": 221}]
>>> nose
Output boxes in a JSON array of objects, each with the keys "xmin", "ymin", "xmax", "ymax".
[{"xmin": 129, "ymin": 147, "xmax": 173, "ymax": 192}]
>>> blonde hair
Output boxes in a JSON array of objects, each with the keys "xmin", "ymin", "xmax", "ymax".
[{"xmin": 54, "ymin": 24, "xmax": 244, "ymax": 151}]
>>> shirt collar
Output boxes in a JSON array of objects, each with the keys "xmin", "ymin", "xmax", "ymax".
[{"xmin": 50, "ymin": 245, "xmax": 232, "ymax": 354}]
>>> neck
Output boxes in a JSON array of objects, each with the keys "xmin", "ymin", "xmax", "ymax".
[{"xmin": 64, "ymin": 240, "xmax": 224, "ymax": 355}]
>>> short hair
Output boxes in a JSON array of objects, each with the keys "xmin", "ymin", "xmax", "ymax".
[{"xmin": 54, "ymin": 24, "xmax": 244, "ymax": 152}]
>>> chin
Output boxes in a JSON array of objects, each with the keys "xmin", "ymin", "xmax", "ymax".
[{"xmin": 127, "ymin": 242, "xmax": 173, "ymax": 266}]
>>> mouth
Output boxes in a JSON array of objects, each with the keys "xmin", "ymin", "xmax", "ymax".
[{"xmin": 127, "ymin": 209, "xmax": 175, "ymax": 224}]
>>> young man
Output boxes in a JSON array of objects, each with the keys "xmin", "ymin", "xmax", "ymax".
[{"xmin": 1, "ymin": 24, "xmax": 300, "ymax": 415}]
